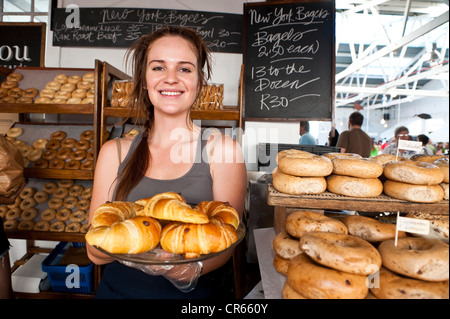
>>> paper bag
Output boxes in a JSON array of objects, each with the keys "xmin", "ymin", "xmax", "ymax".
[{"xmin": 0, "ymin": 135, "xmax": 25, "ymax": 203}]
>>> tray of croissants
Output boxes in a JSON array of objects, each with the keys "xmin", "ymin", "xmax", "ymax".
[{"xmin": 85, "ymin": 192, "xmax": 245, "ymax": 264}]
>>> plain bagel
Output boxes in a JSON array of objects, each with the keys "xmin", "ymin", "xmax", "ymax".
[
  {"xmin": 299, "ymin": 231, "xmax": 382, "ymax": 275},
  {"xmin": 272, "ymin": 168, "xmax": 327, "ymax": 195},
  {"xmin": 383, "ymin": 179, "xmax": 444, "ymax": 203},
  {"xmin": 285, "ymin": 210, "xmax": 348, "ymax": 239},
  {"xmin": 433, "ymin": 157, "xmax": 449, "ymax": 183},
  {"xmin": 287, "ymin": 254, "xmax": 368, "ymax": 299},
  {"xmin": 383, "ymin": 160, "xmax": 444, "ymax": 185},
  {"xmin": 370, "ymin": 267, "xmax": 449, "ymax": 299},
  {"xmin": 378, "ymin": 237, "xmax": 449, "ymax": 282},
  {"xmin": 332, "ymin": 156, "xmax": 383, "ymax": 179},
  {"xmin": 342, "ymin": 215, "xmax": 406, "ymax": 243},
  {"xmin": 327, "ymin": 174, "xmax": 383, "ymax": 198},
  {"xmin": 277, "ymin": 149, "xmax": 333, "ymax": 177},
  {"xmin": 273, "ymin": 231, "xmax": 302, "ymax": 259},
  {"xmin": 410, "ymin": 154, "xmax": 446, "ymax": 163}
]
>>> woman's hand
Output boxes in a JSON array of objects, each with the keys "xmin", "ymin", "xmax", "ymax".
[{"xmin": 117, "ymin": 258, "xmax": 203, "ymax": 292}]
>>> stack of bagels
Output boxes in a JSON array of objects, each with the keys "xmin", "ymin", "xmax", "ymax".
[
  {"xmin": 324, "ymin": 153, "xmax": 384, "ymax": 197},
  {"xmin": 272, "ymin": 150, "xmax": 333, "ymax": 195},
  {"xmin": 273, "ymin": 211, "xmax": 449, "ymax": 299},
  {"xmin": 383, "ymin": 155, "xmax": 447, "ymax": 203},
  {"xmin": 272, "ymin": 149, "xmax": 448, "ymax": 203},
  {"xmin": 35, "ymin": 73, "xmax": 95, "ymax": 104}
]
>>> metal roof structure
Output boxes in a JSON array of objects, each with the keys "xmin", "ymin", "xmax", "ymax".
[{"xmin": 334, "ymin": 0, "xmax": 449, "ymax": 110}]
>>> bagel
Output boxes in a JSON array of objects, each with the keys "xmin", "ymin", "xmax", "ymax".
[
  {"xmin": 441, "ymin": 182, "xmax": 449, "ymax": 200},
  {"xmin": 54, "ymin": 90, "xmax": 71, "ymax": 100},
  {"xmin": 82, "ymin": 72, "xmax": 95, "ymax": 82},
  {"xmin": 81, "ymin": 97, "xmax": 94, "ymax": 104},
  {"xmin": 61, "ymin": 83, "xmax": 76, "ymax": 92},
  {"xmin": 273, "ymin": 254, "xmax": 290, "ymax": 276},
  {"xmin": 49, "ymin": 220, "xmax": 65, "ymax": 232},
  {"xmin": 323, "ymin": 152, "xmax": 361, "ymax": 160},
  {"xmin": 331, "ymin": 156, "xmax": 383, "ymax": 179},
  {"xmin": 77, "ymin": 81, "xmax": 91, "ymax": 90},
  {"xmin": 23, "ymin": 88, "xmax": 39, "ymax": 98},
  {"xmin": 8, "ymin": 87, "xmax": 23, "ymax": 98},
  {"xmin": 40, "ymin": 88, "xmax": 56, "ymax": 99},
  {"xmin": 72, "ymin": 88, "xmax": 86, "ymax": 99},
  {"xmin": 27, "ymin": 148, "xmax": 42, "ymax": 162},
  {"xmin": 6, "ymin": 208, "xmax": 21, "ymax": 220},
  {"xmin": 282, "ymin": 281, "xmax": 308, "ymax": 299},
  {"xmin": 370, "ymin": 267, "xmax": 449, "ymax": 299},
  {"xmin": 410, "ymin": 154, "xmax": 446, "ymax": 163},
  {"xmin": 384, "ymin": 160, "xmax": 444, "ymax": 185},
  {"xmin": 342, "ymin": 215, "xmax": 406, "ymax": 243},
  {"xmin": 66, "ymin": 97, "xmax": 82, "ymax": 104},
  {"xmin": 20, "ymin": 187, "xmax": 35, "ymax": 199},
  {"xmin": 46, "ymin": 81, "xmax": 62, "ymax": 91},
  {"xmin": 33, "ymin": 190, "xmax": 49, "ymax": 204},
  {"xmin": 371, "ymin": 154, "xmax": 405, "ymax": 165},
  {"xmin": 54, "ymin": 73, "xmax": 68, "ymax": 84},
  {"xmin": 272, "ymin": 168, "xmax": 327, "ymax": 195},
  {"xmin": 6, "ymin": 127, "xmax": 23, "ymax": 138},
  {"xmin": 0, "ymin": 96, "xmax": 16, "ymax": 103},
  {"xmin": 285, "ymin": 210, "xmax": 348, "ymax": 239},
  {"xmin": 32, "ymin": 138, "xmax": 48, "ymax": 150},
  {"xmin": 50, "ymin": 131, "xmax": 67, "ymax": 141},
  {"xmin": 433, "ymin": 157, "xmax": 449, "ymax": 183},
  {"xmin": 287, "ymin": 254, "xmax": 368, "ymax": 299},
  {"xmin": 42, "ymin": 149, "xmax": 56, "ymax": 160},
  {"xmin": 80, "ymin": 130, "xmax": 94, "ymax": 141},
  {"xmin": 68, "ymin": 75, "xmax": 81, "ymax": 84},
  {"xmin": 61, "ymin": 138, "xmax": 77, "ymax": 149},
  {"xmin": 41, "ymin": 208, "xmax": 56, "ymax": 222},
  {"xmin": 277, "ymin": 149, "xmax": 333, "ymax": 177},
  {"xmin": 18, "ymin": 220, "xmax": 35, "ymax": 231},
  {"xmin": 16, "ymin": 96, "xmax": 33, "ymax": 104},
  {"xmin": 383, "ymin": 179, "xmax": 444, "ymax": 203},
  {"xmin": 6, "ymin": 73, "xmax": 23, "ymax": 82},
  {"xmin": 34, "ymin": 97, "xmax": 52, "ymax": 104},
  {"xmin": 273, "ymin": 231, "xmax": 302, "ymax": 259},
  {"xmin": 21, "ymin": 208, "xmax": 37, "ymax": 221},
  {"xmin": 378, "ymin": 237, "xmax": 449, "ymax": 281},
  {"xmin": 327, "ymin": 174, "xmax": 383, "ymax": 198},
  {"xmin": 43, "ymin": 182, "xmax": 57, "ymax": 194},
  {"xmin": 76, "ymin": 139, "xmax": 90, "ymax": 150},
  {"xmin": 299, "ymin": 231, "xmax": 382, "ymax": 275},
  {"xmin": 49, "ymin": 158, "xmax": 65, "ymax": 169},
  {"xmin": 1, "ymin": 80, "xmax": 18, "ymax": 89},
  {"xmin": 34, "ymin": 221, "xmax": 50, "ymax": 231}
]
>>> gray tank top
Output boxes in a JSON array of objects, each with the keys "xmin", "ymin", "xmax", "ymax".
[{"xmin": 113, "ymin": 132, "xmax": 213, "ymax": 206}]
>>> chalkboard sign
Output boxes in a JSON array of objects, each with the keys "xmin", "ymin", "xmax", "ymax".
[
  {"xmin": 51, "ymin": 7, "xmax": 242, "ymax": 53},
  {"xmin": 243, "ymin": 1, "xmax": 335, "ymax": 121},
  {"xmin": 0, "ymin": 23, "xmax": 46, "ymax": 68}
]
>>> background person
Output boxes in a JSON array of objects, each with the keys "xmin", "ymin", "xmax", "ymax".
[
  {"xmin": 336, "ymin": 111, "xmax": 372, "ymax": 157},
  {"xmin": 299, "ymin": 121, "xmax": 316, "ymax": 145},
  {"xmin": 382, "ymin": 126, "xmax": 416, "ymax": 158}
]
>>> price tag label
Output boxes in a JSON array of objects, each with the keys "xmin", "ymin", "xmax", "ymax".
[
  {"xmin": 398, "ymin": 139, "xmax": 422, "ymax": 151},
  {"xmin": 396, "ymin": 216, "xmax": 430, "ymax": 235}
]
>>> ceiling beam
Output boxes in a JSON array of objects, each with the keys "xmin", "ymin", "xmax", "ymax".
[{"xmin": 336, "ymin": 11, "xmax": 449, "ymax": 81}]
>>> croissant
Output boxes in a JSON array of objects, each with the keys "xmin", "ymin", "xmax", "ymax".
[
  {"xmin": 160, "ymin": 201, "xmax": 240, "ymax": 255},
  {"xmin": 85, "ymin": 216, "xmax": 161, "ymax": 254},
  {"xmin": 135, "ymin": 192, "xmax": 209, "ymax": 224},
  {"xmin": 90, "ymin": 201, "xmax": 144, "ymax": 228}
]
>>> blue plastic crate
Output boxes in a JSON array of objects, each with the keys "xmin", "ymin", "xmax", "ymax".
[{"xmin": 41, "ymin": 242, "xmax": 94, "ymax": 294}]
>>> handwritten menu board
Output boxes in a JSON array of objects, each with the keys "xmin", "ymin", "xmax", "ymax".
[
  {"xmin": 0, "ymin": 23, "xmax": 46, "ymax": 68},
  {"xmin": 51, "ymin": 7, "xmax": 242, "ymax": 53},
  {"xmin": 243, "ymin": 1, "xmax": 335, "ymax": 121}
]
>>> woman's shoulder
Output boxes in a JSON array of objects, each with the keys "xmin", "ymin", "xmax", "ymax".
[{"xmin": 204, "ymin": 129, "xmax": 244, "ymax": 164}]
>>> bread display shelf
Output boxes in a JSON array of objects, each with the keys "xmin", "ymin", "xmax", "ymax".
[
  {"xmin": 0, "ymin": 103, "xmax": 93, "ymax": 114},
  {"xmin": 267, "ymin": 184, "xmax": 449, "ymax": 215},
  {"xmin": 5, "ymin": 229, "xmax": 85, "ymax": 242},
  {"xmin": 102, "ymin": 105, "xmax": 240, "ymax": 121},
  {"xmin": 24, "ymin": 167, "xmax": 93, "ymax": 180}
]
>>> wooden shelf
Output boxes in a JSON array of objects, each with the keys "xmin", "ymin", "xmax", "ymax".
[
  {"xmin": 102, "ymin": 106, "xmax": 240, "ymax": 121},
  {"xmin": 0, "ymin": 103, "xmax": 94, "ymax": 114},
  {"xmin": 5, "ymin": 229, "xmax": 86, "ymax": 242},
  {"xmin": 24, "ymin": 168, "xmax": 94, "ymax": 180},
  {"xmin": 267, "ymin": 184, "xmax": 449, "ymax": 215}
]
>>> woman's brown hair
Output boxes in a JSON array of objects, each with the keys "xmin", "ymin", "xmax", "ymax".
[{"xmin": 114, "ymin": 26, "xmax": 212, "ymax": 201}]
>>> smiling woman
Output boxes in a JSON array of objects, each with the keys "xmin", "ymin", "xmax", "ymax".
[{"xmin": 86, "ymin": 26, "xmax": 247, "ymax": 299}]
